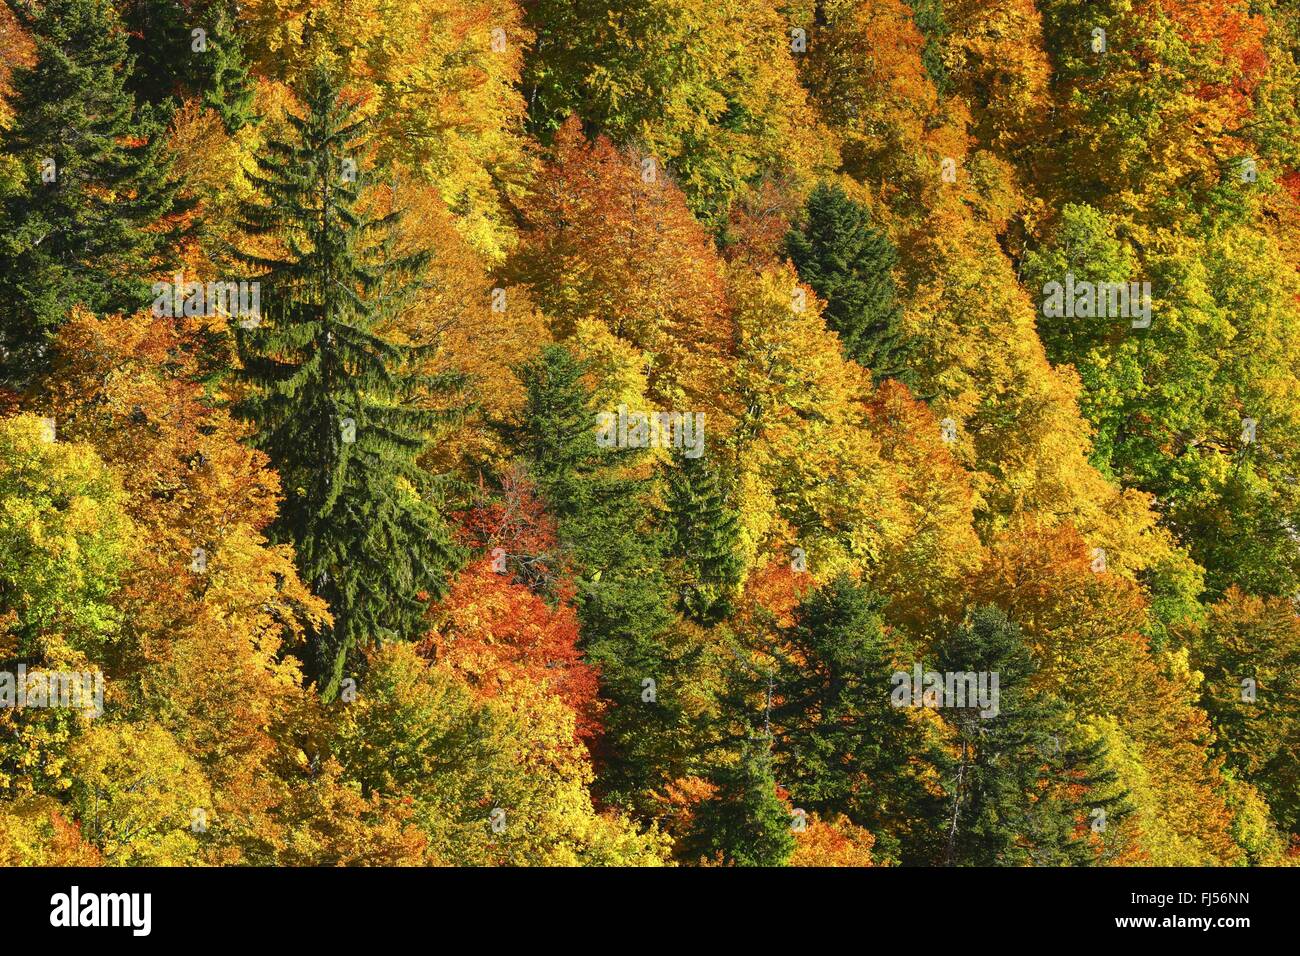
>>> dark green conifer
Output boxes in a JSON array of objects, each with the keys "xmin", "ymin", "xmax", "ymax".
[
  {"xmin": 123, "ymin": 0, "xmax": 255, "ymax": 132},
  {"xmin": 664, "ymin": 452, "xmax": 744, "ymax": 625},
  {"xmin": 0, "ymin": 0, "xmax": 189, "ymax": 389},
  {"xmin": 511, "ymin": 345, "xmax": 694, "ymax": 813},
  {"xmin": 233, "ymin": 65, "xmax": 464, "ymax": 698},
  {"xmin": 935, "ymin": 606, "xmax": 1129, "ymax": 866},
  {"xmin": 784, "ymin": 182, "xmax": 914, "ymax": 385},
  {"xmin": 722, "ymin": 573, "xmax": 945, "ymax": 863},
  {"xmin": 682, "ymin": 744, "xmax": 795, "ymax": 867}
]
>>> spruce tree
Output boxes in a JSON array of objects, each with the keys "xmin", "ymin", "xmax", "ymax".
[
  {"xmin": 784, "ymin": 182, "xmax": 914, "ymax": 385},
  {"xmin": 935, "ymin": 606, "xmax": 1128, "ymax": 866},
  {"xmin": 724, "ymin": 573, "xmax": 944, "ymax": 863},
  {"xmin": 511, "ymin": 345, "xmax": 687, "ymax": 812},
  {"xmin": 511, "ymin": 345, "xmax": 673, "ymax": 667},
  {"xmin": 197, "ymin": 11, "xmax": 255, "ymax": 133},
  {"xmin": 233, "ymin": 65, "xmax": 464, "ymax": 698},
  {"xmin": 0, "ymin": 0, "xmax": 188, "ymax": 389},
  {"xmin": 664, "ymin": 451, "xmax": 744, "ymax": 625},
  {"xmin": 682, "ymin": 744, "xmax": 795, "ymax": 867},
  {"xmin": 908, "ymin": 0, "xmax": 952, "ymax": 95},
  {"xmin": 511, "ymin": 344, "xmax": 603, "ymax": 531},
  {"xmin": 123, "ymin": 0, "xmax": 255, "ymax": 132}
]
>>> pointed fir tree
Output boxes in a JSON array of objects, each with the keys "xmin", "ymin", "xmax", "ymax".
[
  {"xmin": 784, "ymin": 182, "xmax": 915, "ymax": 386},
  {"xmin": 908, "ymin": 0, "xmax": 952, "ymax": 95},
  {"xmin": 682, "ymin": 743, "xmax": 795, "ymax": 867},
  {"xmin": 510, "ymin": 344, "xmax": 689, "ymax": 812},
  {"xmin": 510, "ymin": 345, "xmax": 673, "ymax": 664},
  {"xmin": 0, "ymin": 0, "xmax": 189, "ymax": 389},
  {"xmin": 233, "ymin": 65, "xmax": 464, "ymax": 698},
  {"xmin": 664, "ymin": 451, "xmax": 744, "ymax": 625},
  {"xmin": 510, "ymin": 343, "xmax": 603, "ymax": 531},
  {"xmin": 934, "ymin": 605, "xmax": 1129, "ymax": 866},
  {"xmin": 123, "ymin": 0, "xmax": 255, "ymax": 132},
  {"xmin": 197, "ymin": 11, "xmax": 255, "ymax": 133},
  {"xmin": 722, "ymin": 573, "xmax": 945, "ymax": 863}
]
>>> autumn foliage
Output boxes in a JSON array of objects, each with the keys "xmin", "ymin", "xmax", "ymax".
[{"xmin": 0, "ymin": 0, "xmax": 1297, "ymax": 868}]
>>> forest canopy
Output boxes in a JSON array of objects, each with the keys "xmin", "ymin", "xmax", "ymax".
[{"xmin": 0, "ymin": 0, "xmax": 1297, "ymax": 867}]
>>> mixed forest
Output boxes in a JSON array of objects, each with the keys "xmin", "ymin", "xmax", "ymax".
[{"xmin": 0, "ymin": 0, "xmax": 1299, "ymax": 866}]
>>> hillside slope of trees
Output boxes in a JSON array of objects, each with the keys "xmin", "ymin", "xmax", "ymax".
[{"xmin": 0, "ymin": 0, "xmax": 1297, "ymax": 866}]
